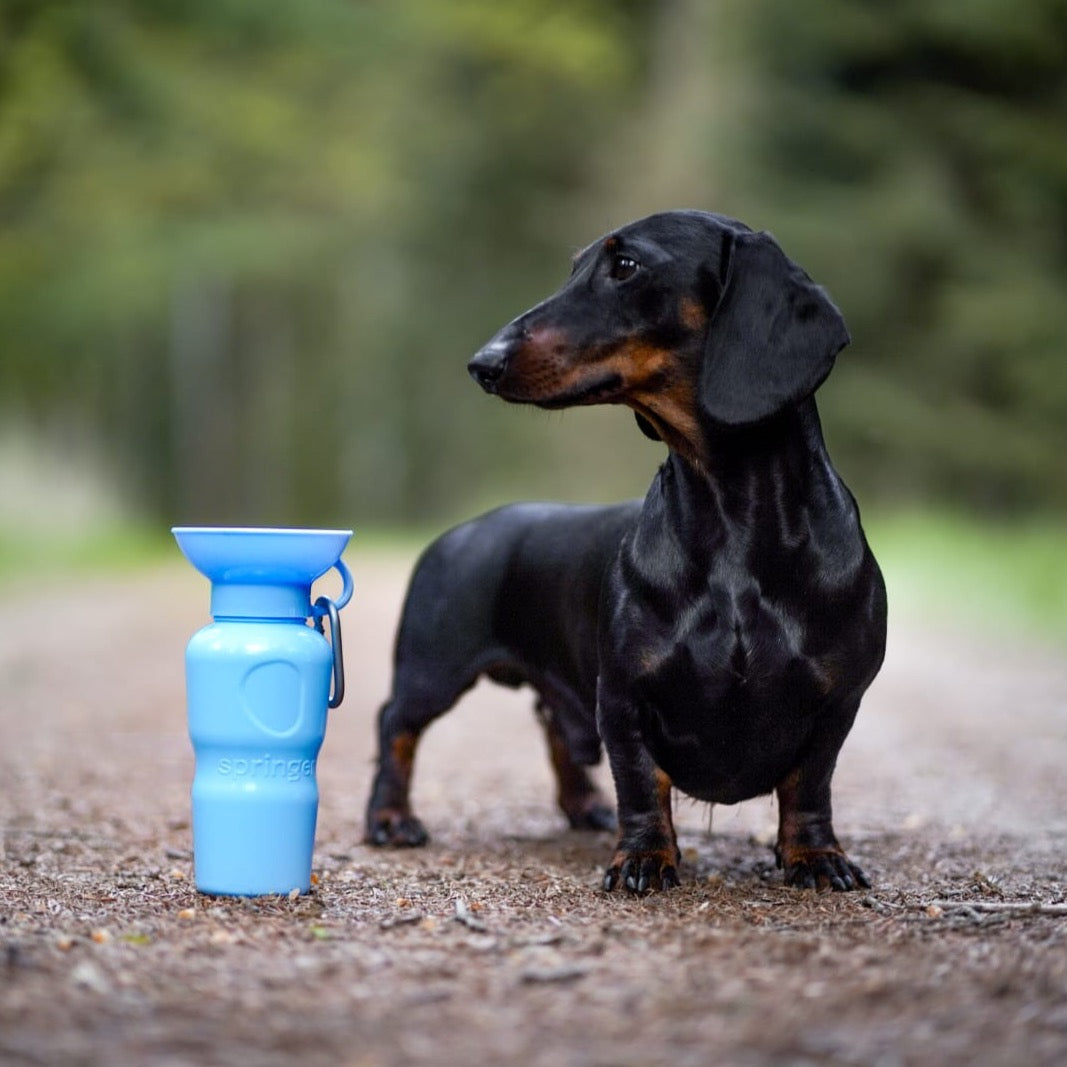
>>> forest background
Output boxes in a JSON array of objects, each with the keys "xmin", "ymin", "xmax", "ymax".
[{"xmin": 1, "ymin": 0, "xmax": 1065, "ymax": 606}]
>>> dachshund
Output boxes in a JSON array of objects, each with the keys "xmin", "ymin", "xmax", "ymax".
[{"xmin": 365, "ymin": 210, "xmax": 887, "ymax": 894}]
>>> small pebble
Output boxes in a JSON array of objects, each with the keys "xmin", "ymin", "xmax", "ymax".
[{"xmin": 71, "ymin": 961, "xmax": 110, "ymax": 994}]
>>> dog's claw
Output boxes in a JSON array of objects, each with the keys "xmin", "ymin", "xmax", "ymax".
[
  {"xmin": 603, "ymin": 849, "xmax": 680, "ymax": 894},
  {"xmin": 781, "ymin": 848, "xmax": 869, "ymax": 892}
]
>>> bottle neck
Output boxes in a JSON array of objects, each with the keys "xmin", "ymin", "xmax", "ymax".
[{"xmin": 210, "ymin": 582, "xmax": 311, "ymax": 621}]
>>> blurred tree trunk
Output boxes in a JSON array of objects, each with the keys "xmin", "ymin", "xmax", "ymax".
[
  {"xmin": 168, "ymin": 276, "xmax": 235, "ymax": 523},
  {"xmin": 593, "ymin": 0, "xmax": 747, "ymax": 218},
  {"xmin": 241, "ymin": 290, "xmax": 296, "ymax": 524}
]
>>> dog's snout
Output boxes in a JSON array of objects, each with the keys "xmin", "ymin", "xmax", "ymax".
[{"xmin": 468, "ymin": 340, "xmax": 510, "ymax": 392}]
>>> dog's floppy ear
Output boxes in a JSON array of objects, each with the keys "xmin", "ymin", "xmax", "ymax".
[{"xmin": 699, "ymin": 230, "xmax": 849, "ymax": 427}]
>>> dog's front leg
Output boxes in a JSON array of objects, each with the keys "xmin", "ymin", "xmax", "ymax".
[
  {"xmin": 775, "ymin": 698, "xmax": 871, "ymax": 891},
  {"xmin": 597, "ymin": 680, "xmax": 680, "ymax": 893}
]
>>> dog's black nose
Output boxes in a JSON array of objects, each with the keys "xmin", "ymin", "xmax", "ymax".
[{"xmin": 467, "ymin": 343, "xmax": 508, "ymax": 392}]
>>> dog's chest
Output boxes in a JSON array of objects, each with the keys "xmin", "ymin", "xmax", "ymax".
[
  {"xmin": 611, "ymin": 575, "xmax": 828, "ymax": 802},
  {"xmin": 625, "ymin": 576, "xmax": 813, "ymax": 709}
]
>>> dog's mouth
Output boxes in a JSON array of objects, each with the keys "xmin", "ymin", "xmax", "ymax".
[{"xmin": 528, "ymin": 372, "xmax": 625, "ymax": 410}]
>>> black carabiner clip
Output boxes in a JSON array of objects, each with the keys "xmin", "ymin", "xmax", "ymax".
[{"xmin": 313, "ymin": 596, "xmax": 345, "ymax": 709}]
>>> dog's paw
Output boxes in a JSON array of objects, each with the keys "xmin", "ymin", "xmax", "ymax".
[
  {"xmin": 778, "ymin": 846, "xmax": 870, "ymax": 892},
  {"xmin": 565, "ymin": 800, "xmax": 617, "ymax": 833},
  {"xmin": 602, "ymin": 847, "xmax": 681, "ymax": 894},
  {"xmin": 365, "ymin": 809, "xmax": 429, "ymax": 848}
]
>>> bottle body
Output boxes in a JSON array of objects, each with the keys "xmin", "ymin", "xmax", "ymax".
[{"xmin": 185, "ymin": 618, "xmax": 332, "ymax": 896}]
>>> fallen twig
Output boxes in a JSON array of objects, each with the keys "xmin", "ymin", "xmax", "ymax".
[
  {"xmin": 379, "ymin": 911, "xmax": 424, "ymax": 930},
  {"xmin": 924, "ymin": 900, "xmax": 1067, "ymax": 917},
  {"xmin": 452, "ymin": 897, "xmax": 488, "ymax": 932}
]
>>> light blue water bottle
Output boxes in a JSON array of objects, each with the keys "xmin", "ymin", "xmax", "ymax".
[{"xmin": 172, "ymin": 527, "xmax": 353, "ymax": 896}]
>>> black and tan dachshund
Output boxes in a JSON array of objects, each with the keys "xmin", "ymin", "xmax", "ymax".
[{"xmin": 365, "ymin": 210, "xmax": 887, "ymax": 894}]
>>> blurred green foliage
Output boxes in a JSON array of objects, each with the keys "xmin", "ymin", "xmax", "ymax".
[
  {"xmin": 0, "ymin": 522, "xmax": 163, "ymax": 580},
  {"xmin": 0, "ymin": 0, "xmax": 1064, "ymax": 527},
  {"xmin": 866, "ymin": 510, "xmax": 1067, "ymax": 642}
]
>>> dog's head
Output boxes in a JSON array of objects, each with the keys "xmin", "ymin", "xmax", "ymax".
[{"xmin": 468, "ymin": 210, "xmax": 849, "ymax": 459}]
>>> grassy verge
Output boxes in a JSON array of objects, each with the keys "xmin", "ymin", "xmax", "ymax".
[
  {"xmin": 865, "ymin": 510, "xmax": 1067, "ymax": 645},
  {"xmin": 0, "ymin": 525, "xmax": 171, "ymax": 586}
]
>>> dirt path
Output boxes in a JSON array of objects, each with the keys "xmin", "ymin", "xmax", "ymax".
[{"xmin": 1, "ymin": 551, "xmax": 1065, "ymax": 1066}]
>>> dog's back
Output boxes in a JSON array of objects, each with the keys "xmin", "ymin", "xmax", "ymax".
[{"xmin": 393, "ymin": 501, "xmax": 637, "ymax": 716}]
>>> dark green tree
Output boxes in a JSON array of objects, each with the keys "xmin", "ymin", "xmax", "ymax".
[{"xmin": 726, "ymin": 0, "xmax": 1067, "ymax": 512}]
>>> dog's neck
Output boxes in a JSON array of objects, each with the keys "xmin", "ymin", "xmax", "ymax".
[
  {"xmin": 653, "ymin": 398, "xmax": 857, "ymax": 551},
  {"xmin": 705, "ymin": 398, "xmax": 826, "ymax": 467}
]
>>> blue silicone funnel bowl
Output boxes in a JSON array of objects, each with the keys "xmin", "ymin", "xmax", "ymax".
[{"xmin": 172, "ymin": 527, "xmax": 353, "ymax": 619}]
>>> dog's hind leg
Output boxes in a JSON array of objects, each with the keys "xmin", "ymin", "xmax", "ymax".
[
  {"xmin": 364, "ymin": 675, "xmax": 475, "ymax": 847},
  {"xmin": 535, "ymin": 700, "xmax": 615, "ymax": 833}
]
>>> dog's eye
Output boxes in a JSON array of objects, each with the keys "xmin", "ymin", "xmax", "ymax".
[{"xmin": 609, "ymin": 254, "xmax": 640, "ymax": 282}]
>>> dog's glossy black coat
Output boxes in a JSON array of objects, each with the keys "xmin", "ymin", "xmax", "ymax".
[{"xmin": 366, "ymin": 211, "xmax": 887, "ymax": 893}]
